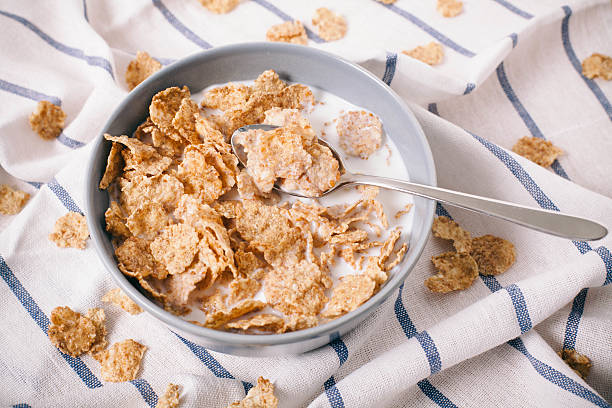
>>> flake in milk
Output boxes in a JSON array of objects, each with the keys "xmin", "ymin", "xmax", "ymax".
[
  {"xmin": 99, "ymin": 142, "xmax": 124, "ymax": 189},
  {"xmin": 226, "ymin": 314, "xmax": 287, "ymax": 334},
  {"xmin": 29, "ymin": 100, "xmax": 66, "ymax": 140},
  {"xmin": 426, "ymin": 252, "xmax": 478, "ymax": 293},
  {"xmin": 558, "ymin": 349, "xmax": 592, "ymax": 380},
  {"xmin": 105, "ymin": 201, "xmax": 132, "ymax": 239},
  {"xmin": 150, "ymin": 224, "xmax": 200, "ymax": 275},
  {"xmin": 149, "ymin": 86, "xmax": 191, "ymax": 141},
  {"xmin": 125, "ymin": 51, "xmax": 162, "ymax": 90},
  {"xmin": 312, "ymin": 8, "xmax": 347, "ymax": 42},
  {"xmin": 336, "ymin": 110, "xmax": 383, "ymax": 159},
  {"xmin": 254, "ymin": 70, "xmax": 286, "ymax": 93},
  {"xmin": 437, "ymin": 0, "xmax": 463, "ymax": 17},
  {"xmin": 0, "ymin": 184, "xmax": 30, "ymax": 215},
  {"xmin": 94, "ymin": 339, "xmax": 146, "ymax": 382},
  {"xmin": 266, "ymin": 20, "xmax": 308, "ymax": 45},
  {"xmin": 403, "ymin": 42, "xmax": 444, "ymax": 66},
  {"xmin": 432, "ymin": 216, "xmax": 472, "ymax": 254},
  {"xmin": 115, "ymin": 236, "xmax": 168, "ymax": 280},
  {"xmin": 157, "ymin": 383, "xmax": 180, "ymax": 408},
  {"xmin": 228, "ymin": 277, "xmax": 262, "ymax": 304},
  {"xmin": 228, "ymin": 377, "xmax": 278, "ymax": 408},
  {"xmin": 126, "ymin": 201, "xmax": 169, "ymax": 239},
  {"xmin": 322, "ymin": 274, "xmax": 377, "ymax": 319},
  {"xmin": 395, "ymin": 204, "xmax": 413, "ymax": 219},
  {"xmin": 48, "ymin": 306, "xmax": 107, "ymax": 357},
  {"xmin": 119, "ymin": 173, "xmax": 184, "ymax": 214},
  {"xmin": 102, "ymin": 288, "xmax": 143, "ymax": 315},
  {"xmin": 512, "ymin": 136, "xmax": 563, "ymax": 168},
  {"xmin": 470, "ymin": 234, "xmax": 515, "ymax": 276},
  {"xmin": 49, "ymin": 212, "xmax": 89, "ymax": 249},
  {"xmin": 581, "ymin": 53, "xmax": 612, "ymax": 80},
  {"xmin": 204, "ymin": 299, "xmax": 266, "ymax": 329},
  {"xmin": 172, "ymin": 97, "xmax": 202, "ymax": 144},
  {"xmin": 202, "ymin": 83, "xmax": 252, "ymax": 110}
]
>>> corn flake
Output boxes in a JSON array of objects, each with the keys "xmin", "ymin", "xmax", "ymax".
[
  {"xmin": 312, "ymin": 8, "xmax": 347, "ymax": 42},
  {"xmin": 322, "ymin": 274, "xmax": 376, "ymax": 319},
  {"xmin": 0, "ymin": 184, "xmax": 30, "ymax": 215},
  {"xmin": 49, "ymin": 212, "xmax": 89, "ymax": 250},
  {"xmin": 157, "ymin": 383, "xmax": 180, "ymax": 408},
  {"xmin": 202, "ymin": 83, "xmax": 252, "ymax": 110},
  {"xmin": 581, "ymin": 53, "xmax": 612, "ymax": 80},
  {"xmin": 150, "ymin": 224, "xmax": 200, "ymax": 275},
  {"xmin": 48, "ymin": 306, "xmax": 107, "ymax": 357},
  {"xmin": 254, "ymin": 70, "xmax": 286, "ymax": 93},
  {"xmin": 115, "ymin": 236, "xmax": 168, "ymax": 280},
  {"xmin": 199, "ymin": 0, "xmax": 239, "ymax": 13},
  {"xmin": 125, "ymin": 51, "xmax": 162, "ymax": 90},
  {"xmin": 105, "ymin": 201, "xmax": 132, "ymax": 239},
  {"xmin": 395, "ymin": 204, "xmax": 413, "ymax": 219},
  {"xmin": 470, "ymin": 234, "xmax": 516, "ymax": 276},
  {"xmin": 336, "ymin": 111, "xmax": 383, "ymax": 159},
  {"xmin": 437, "ymin": 0, "xmax": 463, "ymax": 17},
  {"xmin": 204, "ymin": 299, "xmax": 266, "ymax": 329},
  {"xmin": 102, "ymin": 288, "xmax": 143, "ymax": 315},
  {"xmin": 127, "ymin": 201, "xmax": 169, "ymax": 239},
  {"xmin": 558, "ymin": 349, "xmax": 592, "ymax": 380},
  {"xmin": 29, "ymin": 100, "xmax": 66, "ymax": 140},
  {"xmin": 226, "ymin": 314, "xmax": 286, "ymax": 334},
  {"xmin": 426, "ymin": 252, "xmax": 478, "ymax": 293},
  {"xmin": 150, "ymin": 86, "xmax": 191, "ymax": 141},
  {"xmin": 432, "ymin": 216, "xmax": 472, "ymax": 254},
  {"xmin": 228, "ymin": 377, "xmax": 278, "ymax": 408},
  {"xmin": 228, "ymin": 277, "xmax": 262, "ymax": 305},
  {"xmin": 95, "ymin": 339, "xmax": 146, "ymax": 382},
  {"xmin": 99, "ymin": 142, "xmax": 124, "ymax": 189},
  {"xmin": 512, "ymin": 136, "xmax": 563, "ymax": 167},
  {"xmin": 403, "ymin": 42, "xmax": 444, "ymax": 66},
  {"xmin": 266, "ymin": 20, "xmax": 308, "ymax": 45}
]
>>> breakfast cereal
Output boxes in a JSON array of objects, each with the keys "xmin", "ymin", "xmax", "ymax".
[
  {"xmin": 226, "ymin": 314, "xmax": 287, "ymax": 334},
  {"xmin": 395, "ymin": 204, "xmax": 413, "ymax": 219},
  {"xmin": 157, "ymin": 383, "xmax": 180, "ymax": 408},
  {"xmin": 426, "ymin": 252, "xmax": 479, "ymax": 293},
  {"xmin": 437, "ymin": 0, "xmax": 463, "ymax": 17},
  {"xmin": 199, "ymin": 0, "xmax": 239, "ymax": 14},
  {"xmin": 102, "ymin": 288, "xmax": 144, "ymax": 315},
  {"xmin": 432, "ymin": 216, "xmax": 472, "ymax": 254},
  {"xmin": 266, "ymin": 21, "xmax": 308, "ymax": 45},
  {"xmin": 558, "ymin": 349, "xmax": 592, "ymax": 379},
  {"xmin": 512, "ymin": 136, "xmax": 563, "ymax": 167},
  {"xmin": 49, "ymin": 212, "xmax": 89, "ymax": 249},
  {"xmin": 581, "ymin": 53, "xmax": 612, "ymax": 80},
  {"xmin": 470, "ymin": 235, "xmax": 516, "ymax": 276},
  {"xmin": 48, "ymin": 306, "xmax": 107, "ymax": 357},
  {"xmin": 403, "ymin": 42, "xmax": 444, "ymax": 66},
  {"xmin": 336, "ymin": 111, "xmax": 383, "ymax": 159},
  {"xmin": 125, "ymin": 51, "xmax": 162, "ymax": 90},
  {"xmin": 312, "ymin": 8, "xmax": 347, "ymax": 42},
  {"xmin": 94, "ymin": 339, "xmax": 146, "ymax": 382},
  {"xmin": 29, "ymin": 100, "xmax": 66, "ymax": 140},
  {"xmin": 0, "ymin": 184, "xmax": 30, "ymax": 215},
  {"xmin": 228, "ymin": 377, "xmax": 278, "ymax": 408}
]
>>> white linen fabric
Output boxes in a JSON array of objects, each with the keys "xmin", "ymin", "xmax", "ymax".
[{"xmin": 0, "ymin": 0, "xmax": 611, "ymax": 407}]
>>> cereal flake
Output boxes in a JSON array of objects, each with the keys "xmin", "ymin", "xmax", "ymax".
[
  {"xmin": 0, "ymin": 184, "xmax": 30, "ymax": 215},
  {"xmin": 395, "ymin": 204, "xmax": 413, "ymax": 219},
  {"xmin": 94, "ymin": 339, "xmax": 146, "ymax": 382},
  {"xmin": 322, "ymin": 274, "xmax": 376, "ymax": 319},
  {"xmin": 558, "ymin": 349, "xmax": 592, "ymax": 380},
  {"xmin": 125, "ymin": 51, "xmax": 162, "ymax": 90},
  {"xmin": 49, "ymin": 212, "xmax": 89, "ymax": 250},
  {"xmin": 150, "ymin": 224, "xmax": 200, "ymax": 275},
  {"xmin": 126, "ymin": 201, "xmax": 168, "ymax": 239},
  {"xmin": 228, "ymin": 377, "xmax": 278, "ymax": 408},
  {"xmin": 157, "ymin": 383, "xmax": 180, "ymax": 408},
  {"xmin": 437, "ymin": 0, "xmax": 463, "ymax": 17},
  {"xmin": 312, "ymin": 8, "xmax": 347, "ymax": 42},
  {"xmin": 204, "ymin": 299, "xmax": 266, "ymax": 329},
  {"xmin": 432, "ymin": 216, "xmax": 472, "ymax": 254},
  {"xmin": 266, "ymin": 21, "xmax": 308, "ymax": 45},
  {"xmin": 48, "ymin": 306, "xmax": 106, "ymax": 357},
  {"xmin": 403, "ymin": 42, "xmax": 444, "ymax": 66},
  {"xmin": 336, "ymin": 111, "xmax": 383, "ymax": 159},
  {"xmin": 470, "ymin": 235, "xmax": 516, "ymax": 276},
  {"xmin": 426, "ymin": 252, "xmax": 478, "ymax": 293},
  {"xmin": 199, "ymin": 0, "xmax": 239, "ymax": 13},
  {"xmin": 102, "ymin": 288, "xmax": 143, "ymax": 315},
  {"xmin": 512, "ymin": 136, "xmax": 563, "ymax": 167},
  {"xmin": 581, "ymin": 53, "xmax": 612, "ymax": 80},
  {"xmin": 29, "ymin": 101, "xmax": 66, "ymax": 140},
  {"xmin": 99, "ymin": 142, "xmax": 124, "ymax": 189},
  {"xmin": 226, "ymin": 314, "xmax": 286, "ymax": 334}
]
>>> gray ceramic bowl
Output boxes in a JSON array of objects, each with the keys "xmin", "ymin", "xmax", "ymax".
[{"xmin": 85, "ymin": 42, "xmax": 436, "ymax": 356}]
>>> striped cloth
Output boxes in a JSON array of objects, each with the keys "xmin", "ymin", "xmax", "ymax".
[{"xmin": 0, "ymin": 0, "xmax": 610, "ymax": 407}]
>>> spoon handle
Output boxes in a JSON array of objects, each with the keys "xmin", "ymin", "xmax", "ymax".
[{"xmin": 343, "ymin": 174, "xmax": 607, "ymax": 241}]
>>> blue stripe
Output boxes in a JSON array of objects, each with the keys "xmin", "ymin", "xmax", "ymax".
[
  {"xmin": 480, "ymin": 274, "xmax": 503, "ymax": 292},
  {"xmin": 48, "ymin": 178, "xmax": 82, "ymax": 213},
  {"xmin": 0, "ymin": 79, "xmax": 62, "ymax": 106},
  {"xmin": 152, "ymin": 0, "xmax": 213, "ymax": 49},
  {"xmin": 428, "ymin": 103, "xmax": 440, "ymax": 116},
  {"xmin": 415, "ymin": 331, "xmax": 442, "ymax": 374},
  {"xmin": 130, "ymin": 379, "xmax": 159, "ymax": 408},
  {"xmin": 417, "ymin": 379, "xmax": 459, "ymax": 408},
  {"xmin": 0, "ymin": 255, "xmax": 103, "ymax": 389},
  {"xmin": 504, "ymin": 284, "xmax": 532, "ymax": 333},
  {"xmin": 27, "ymin": 181, "xmax": 43, "ymax": 189},
  {"xmin": 0, "ymin": 10, "xmax": 113, "ymax": 78},
  {"xmin": 173, "ymin": 332, "xmax": 253, "ymax": 392},
  {"xmin": 329, "ymin": 338, "xmax": 348, "ymax": 365},
  {"xmin": 377, "ymin": 3, "xmax": 475, "ymax": 57},
  {"xmin": 507, "ymin": 338, "xmax": 610, "ymax": 407},
  {"xmin": 491, "ymin": 0, "xmax": 533, "ymax": 19},
  {"xmin": 324, "ymin": 376, "xmax": 345, "ymax": 408},
  {"xmin": 561, "ymin": 6, "xmax": 612, "ymax": 121},
  {"xmin": 12, "ymin": 405, "xmax": 32, "ymax": 408},
  {"xmin": 562, "ymin": 288, "xmax": 588, "ymax": 350},
  {"xmin": 83, "ymin": 0, "xmax": 88, "ymax": 22},
  {"xmin": 463, "ymin": 83, "xmax": 476, "ymax": 95},
  {"xmin": 250, "ymin": 0, "xmax": 324, "ymax": 43},
  {"xmin": 57, "ymin": 132, "xmax": 85, "ymax": 148},
  {"xmin": 509, "ymin": 32, "xmax": 518, "ymax": 48},
  {"xmin": 382, "ymin": 53, "xmax": 398, "ymax": 86},
  {"xmin": 594, "ymin": 247, "xmax": 612, "ymax": 285}
]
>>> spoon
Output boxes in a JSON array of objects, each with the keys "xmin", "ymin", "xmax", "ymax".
[{"xmin": 231, "ymin": 124, "xmax": 608, "ymax": 241}]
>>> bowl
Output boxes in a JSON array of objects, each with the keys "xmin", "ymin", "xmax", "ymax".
[{"xmin": 85, "ymin": 42, "xmax": 436, "ymax": 356}]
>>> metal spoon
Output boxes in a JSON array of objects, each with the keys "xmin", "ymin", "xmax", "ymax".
[{"xmin": 231, "ymin": 124, "xmax": 608, "ymax": 241}]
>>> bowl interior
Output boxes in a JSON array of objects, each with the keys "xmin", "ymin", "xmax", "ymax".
[{"xmin": 86, "ymin": 42, "xmax": 436, "ymax": 354}]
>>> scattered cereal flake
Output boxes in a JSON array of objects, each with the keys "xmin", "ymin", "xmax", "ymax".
[
  {"xmin": 204, "ymin": 299, "xmax": 266, "ymax": 329},
  {"xmin": 95, "ymin": 339, "xmax": 146, "ymax": 382},
  {"xmin": 425, "ymin": 252, "xmax": 478, "ymax": 293},
  {"xmin": 228, "ymin": 277, "xmax": 262, "ymax": 305},
  {"xmin": 437, "ymin": 0, "xmax": 463, "ymax": 17},
  {"xmin": 29, "ymin": 100, "xmax": 66, "ymax": 140},
  {"xmin": 336, "ymin": 111, "xmax": 383, "ymax": 159},
  {"xmin": 157, "ymin": 383, "xmax": 180, "ymax": 408},
  {"xmin": 49, "ymin": 212, "xmax": 89, "ymax": 249},
  {"xmin": 48, "ymin": 306, "xmax": 104, "ymax": 357},
  {"xmin": 105, "ymin": 201, "xmax": 132, "ymax": 239},
  {"xmin": 199, "ymin": 0, "xmax": 239, "ymax": 13},
  {"xmin": 115, "ymin": 236, "xmax": 168, "ymax": 280},
  {"xmin": 150, "ymin": 86, "xmax": 191, "ymax": 140},
  {"xmin": 99, "ymin": 142, "xmax": 124, "ymax": 189},
  {"xmin": 266, "ymin": 20, "xmax": 308, "ymax": 45},
  {"xmin": 86, "ymin": 308, "xmax": 109, "ymax": 355},
  {"xmin": 226, "ymin": 314, "xmax": 286, "ymax": 334},
  {"xmin": 102, "ymin": 288, "xmax": 143, "ymax": 315},
  {"xmin": 470, "ymin": 235, "xmax": 516, "ymax": 276},
  {"xmin": 126, "ymin": 201, "xmax": 168, "ymax": 239},
  {"xmin": 0, "ymin": 184, "xmax": 30, "ymax": 215},
  {"xmin": 125, "ymin": 51, "xmax": 162, "ymax": 90},
  {"xmin": 403, "ymin": 42, "xmax": 444, "ymax": 66},
  {"xmin": 558, "ymin": 349, "xmax": 592, "ymax": 380},
  {"xmin": 512, "ymin": 136, "xmax": 563, "ymax": 167},
  {"xmin": 395, "ymin": 204, "xmax": 413, "ymax": 219},
  {"xmin": 581, "ymin": 53, "xmax": 612, "ymax": 80},
  {"xmin": 228, "ymin": 377, "xmax": 278, "ymax": 408},
  {"xmin": 150, "ymin": 224, "xmax": 200, "ymax": 275},
  {"xmin": 253, "ymin": 70, "xmax": 286, "ymax": 93},
  {"xmin": 431, "ymin": 216, "xmax": 472, "ymax": 254},
  {"xmin": 322, "ymin": 274, "xmax": 376, "ymax": 319},
  {"xmin": 312, "ymin": 8, "xmax": 347, "ymax": 42},
  {"xmin": 202, "ymin": 83, "xmax": 252, "ymax": 110},
  {"xmin": 277, "ymin": 84, "xmax": 315, "ymax": 109}
]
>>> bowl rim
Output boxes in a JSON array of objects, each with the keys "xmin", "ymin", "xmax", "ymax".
[{"xmin": 85, "ymin": 42, "xmax": 436, "ymax": 348}]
